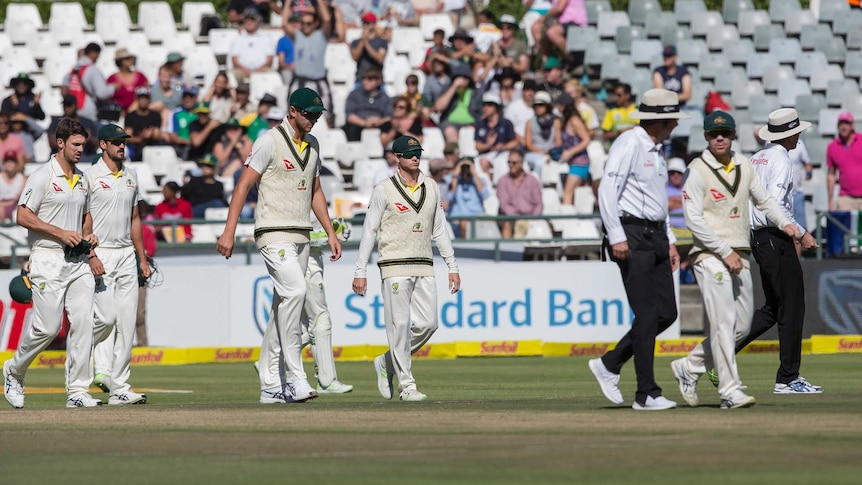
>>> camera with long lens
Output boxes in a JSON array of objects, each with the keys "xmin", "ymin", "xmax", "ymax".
[{"xmin": 460, "ymin": 163, "xmax": 472, "ymax": 181}]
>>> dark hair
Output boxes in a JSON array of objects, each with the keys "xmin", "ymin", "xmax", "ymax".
[
  {"xmin": 164, "ymin": 181, "xmax": 181, "ymax": 193},
  {"xmin": 433, "ymin": 29, "xmax": 445, "ymax": 37},
  {"xmin": 508, "ymin": 149, "xmax": 524, "ymax": 162},
  {"xmin": 55, "ymin": 118, "xmax": 89, "ymax": 142},
  {"xmin": 84, "ymin": 42, "xmax": 102, "ymax": 55},
  {"xmin": 615, "ymin": 83, "xmax": 632, "ymax": 96},
  {"xmin": 138, "ymin": 200, "xmax": 151, "ymax": 217}
]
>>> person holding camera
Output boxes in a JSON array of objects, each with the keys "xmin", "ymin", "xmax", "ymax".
[{"xmin": 448, "ymin": 157, "xmax": 489, "ymax": 238}]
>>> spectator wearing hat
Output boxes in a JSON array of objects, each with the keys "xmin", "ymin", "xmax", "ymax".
[
  {"xmin": 665, "ymin": 157, "xmax": 687, "ymax": 230},
  {"xmin": 381, "ymin": 97, "xmax": 423, "ymax": 148},
  {"xmin": 447, "ymin": 29, "xmax": 477, "ymax": 71},
  {"xmin": 228, "ymin": 0, "xmax": 283, "ymax": 24},
  {"xmin": 475, "ymin": 91, "xmax": 518, "ymax": 182},
  {"xmin": 344, "ymin": 68, "xmax": 392, "ymax": 142},
  {"xmin": 240, "ymin": 93, "xmax": 279, "ymax": 141},
  {"xmin": 0, "ymin": 150, "xmax": 26, "ymax": 221},
  {"xmin": 107, "ymin": 48, "xmax": 150, "ymax": 113},
  {"xmin": 601, "ymin": 82, "xmax": 637, "ymax": 145},
  {"xmin": 202, "ymin": 72, "xmax": 236, "ymax": 123},
  {"xmin": 164, "ymin": 52, "xmax": 194, "ymax": 92},
  {"xmin": 429, "ymin": 156, "xmax": 454, "ymax": 212},
  {"xmin": 538, "ymin": 57, "xmax": 564, "ymax": 102},
  {"xmin": 350, "ymin": 12, "xmax": 388, "ymax": 85},
  {"xmin": 485, "ymin": 14, "xmax": 529, "ymax": 75},
  {"xmin": 8, "ymin": 112, "xmax": 42, "ymax": 164},
  {"xmin": 154, "ymin": 181, "xmax": 193, "ymax": 242},
  {"xmin": 166, "ymin": 86, "xmax": 200, "ymax": 156},
  {"xmin": 497, "ymin": 150, "xmax": 543, "ymax": 238},
  {"xmin": 231, "ymin": 7, "xmax": 276, "ymax": 84},
  {"xmin": 183, "ymin": 154, "xmax": 228, "ymax": 218},
  {"xmin": 62, "ymin": 42, "xmax": 116, "ymax": 123},
  {"xmin": 47, "ymin": 96, "xmax": 100, "ymax": 158},
  {"xmin": 0, "ymin": 113, "xmax": 28, "ymax": 171},
  {"xmin": 523, "ymin": 91, "xmax": 561, "ymax": 178},
  {"xmin": 285, "ymin": 10, "xmax": 334, "ymax": 126},
  {"xmin": 653, "ymin": 45, "xmax": 692, "ymax": 107},
  {"xmin": 230, "ymin": 82, "xmax": 257, "ymax": 121},
  {"xmin": 265, "ymin": 106, "xmax": 286, "ymax": 128},
  {"xmin": 433, "ymin": 63, "xmax": 480, "ymax": 143},
  {"xmin": 590, "ymin": 88, "xmax": 689, "ymax": 411},
  {"xmin": 531, "ymin": 0, "xmax": 588, "ymax": 59},
  {"xmin": 827, "ymin": 111, "xmax": 862, "ymax": 211},
  {"xmin": 1, "ymin": 73, "xmax": 45, "ymax": 121},
  {"xmin": 443, "ymin": 141, "xmax": 460, "ymax": 173},
  {"xmin": 188, "ymin": 103, "xmax": 223, "ymax": 161},
  {"xmin": 149, "ymin": 64, "xmax": 183, "ymax": 115},
  {"xmin": 124, "ymin": 87, "xmax": 165, "ymax": 162},
  {"xmin": 213, "ymin": 118, "xmax": 253, "ymax": 179}
]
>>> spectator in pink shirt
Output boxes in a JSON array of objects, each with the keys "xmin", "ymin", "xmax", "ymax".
[
  {"xmin": 0, "ymin": 112, "xmax": 27, "ymax": 171},
  {"xmin": 827, "ymin": 111, "xmax": 862, "ymax": 211},
  {"xmin": 496, "ymin": 150, "xmax": 543, "ymax": 238},
  {"xmin": 107, "ymin": 48, "xmax": 150, "ymax": 114},
  {"xmin": 531, "ymin": 0, "xmax": 587, "ymax": 59}
]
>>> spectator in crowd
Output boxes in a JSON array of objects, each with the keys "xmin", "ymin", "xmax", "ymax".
[
  {"xmin": 381, "ymin": 98, "xmax": 423, "ymax": 148},
  {"xmin": 154, "ymin": 181, "xmax": 193, "ymax": 242},
  {"xmin": 504, "ymin": 76, "xmax": 535, "ymax": 144},
  {"xmin": 336, "ymin": 0, "xmax": 371, "ymax": 27},
  {"xmin": 344, "ymin": 68, "xmax": 392, "ymax": 141},
  {"xmin": 827, "ymin": 112, "xmax": 862, "ymax": 211},
  {"xmin": 420, "ymin": 29, "xmax": 452, "ymax": 74},
  {"xmin": 107, "ymin": 49, "xmax": 149, "ymax": 114},
  {"xmin": 125, "ymin": 87, "xmax": 165, "ymax": 162},
  {"xmin": 286, "ymin": 10, "xmax": 333, "ymax": 125},
  {"xmin": 317, "ymin": 0, "xmax": 346, "ymax": 42},
  {"xmin": 486, "ymin": 14, "xmax": 530, "ymax": 75},
  {"xmin": 564, "ymin": 78, "xmax": 599, "ymax": 137},
  {"xmin": 470, "ymin": 9, "xmax": 502, "ymax": 53},
  {"xmin": 441, "ymin": 0, "xmax": 469, "ymax": 31},
  {"xmin": 538, "ymin": 57, "xmax": 564, "ymax": 101},
  {"xmin": 525, "ymin": 0, "xmax": 554, "ymax": 17},
  {"xmin": 559, "ymin": 99, "xmax": 591, "ymax": 206},
  {"xmin": 447, "ymin": 29, "xmax": 477, "ymax": 71},
  {"xmin": 398, "ymin": 74, "xmax": 429, "ymax": 120},
  {"xmin": 380, "ymin": 0, "xmax": 419, "ymax": 27},
  {"xmin": 373, "ymin": 149, "xmax": 399, "ymax": 185},
  {"xmin": 213, "ymin": 118, "xmax": 253, "ymax": 179},
  {"xmin": 0, "ymin": 151, "xmax": 26, "ymax": 221},
  {"xmin": 188, "ymin": 103, "xmax": 223, "ymax": 161},
  {"xmin": 653, "ymin": 45, "xmax": 692, "ymax": 108},
  {"xmin": 233, "ymin": 163, "xmax": 258, "ymax": 219},
  {"xmin": 434, "ymin": 63, "xmax": 479, "ymax": 143},
  {"xmin": 443, "ymin": 141, "xmax": 460, "ymax": 175},
  {"xmin": 666, "ymin": 157, "xmax": 686, "ymax": 230},
  {"xmin": 149, "ymin": 64, "xmax": 183, "ymax": 115},
  {"xmin": 448, "ymin": 157, "xmax": 490, "ymax": 238},
  {"xmin": 167, "ymin": 87, "xmax": 199, "ymax": 158},
  {"xmin": 350, "ymin": 12, "xmax": 388, "ymax": 85},
  {"xmin": 135, "ymin": 199, "xmax": 157, "ymax": 347},
  {"xmin": 202, "ymin": 72, "xmax": 235, "ymax": 123},
  {"xmin": 0, "ymin": 113, "xmax": 27, "ymax": 171},
  {"xmin": 265, "ymin": 106, "xmax": 286, "ymax": 128},
  {"xmin": 429, "ymin": 156, "xmax": 454, "ymax": 212},
  {"xmin": 1, "ymin": 73, "xmax": 45, "ymax": 121},
  {"xmin": 231, "ymin": 8, "xmax": 276, "ymax": 83},
  {"xmin": 532, "ymin": 0, "xmax": 587, "ymax": 59},
  {"xmin": 475, "ymin": 92, "xmax": 518, "ymax": 182},
  {"xmin": 63, "ymin": 43, "xmax": 116, "ymax": 123},
  {"xmin": 164, "ymin": 52, "xmax": 194, "ymax": 93},
  {"xmin": 523, "ymin": 91, "xmax": 561, "ymax": 178},
  {"xmin": 47, "ymin": 96, "xmax": 99, "ymax": 158},
  {"xmin": 276, "ymin": 22, "xmax": 296, "ymax": 86},
  {"xmin": 423, "ymin": 56, "xmax": 452, "ymax": 113},
  {"xmin": 602, "ymin": 82, "xmax": 637, "ymax": 145},
  {"xmin": 240, "ymin": 93, "xmax": 278, "ymax": 141},
  {"xmin": 230, "ymin": 83, "xmax": 257, "ymax": 121},
  {"xmin": 8, "ymin": 112, "xmax": 42, "ymax": 164},
  {"xmin": 228, "ymin": 0, "xmax": 283, "ymax": 24},
  {"xmin": 497, "ymin": 150, "xmax": 543, "ymax": 238},
  {"xmin": 183, "ymin": 154, "xmax": 227, "ymax": 218}
]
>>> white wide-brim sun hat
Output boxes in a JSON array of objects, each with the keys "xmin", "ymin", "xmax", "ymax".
[
  {"xmin": 757, "ymin": 108, "xmax": 811, "ymax": 141},
  {"xmin": 629, "ymin": 88, "xmax": 690, "ymax": 120}
]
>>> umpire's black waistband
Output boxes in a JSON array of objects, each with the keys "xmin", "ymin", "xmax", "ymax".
[
  {"xmin": 620, "ymin": 215, "xmax": 665, "ymax": 230},
  {"xmin": 752, "ymin": 226, "xmax": 792, "ymax": 239}
]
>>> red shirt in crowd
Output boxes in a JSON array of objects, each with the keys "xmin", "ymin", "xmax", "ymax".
[{"xmin": 154, "ymin": 197, "xmax": 193, "ymax": 242}]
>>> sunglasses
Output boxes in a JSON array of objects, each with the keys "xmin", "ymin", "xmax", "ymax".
[
  {"xmin": 300, "ymin": 110, "xmax": 322, "ymax": 121},
  {"xmin": 706, "ymin": 130, "xmax": 733, "ymax": 139},
  {"xmin": 394, "ymin": 105, "xmax": 409, "ymax": 110},
  {"xmin": 406, "ymin": 80, "xmax": 418, "ymax": 85},
  {"xmin": 106, "ymin": 139, "xmax": 126, "ymax": 146},
  {"xmin": 363, "ymin": 76, "xmax": 380, "ymax": 81},
  {"xmin": 398, "ymin": 150, "xmax": 422, "ymax": 159}
]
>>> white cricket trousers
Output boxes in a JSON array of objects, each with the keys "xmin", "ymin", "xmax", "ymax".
[
  {"xmin": 6, "ymin": 248, "xmax": 95, "ymax": 397},
  {"xmin": 92, "ymin": 246, "xmax": 138, "ymax": 394},
  {"xmin": 680, "ymin": 256, "xmax": 754, "ymax": 400},
  {"xmin": 258, "ymin": 241, "xmax": 310, "ymax": 390},
  {"xmin": 381, "ymin": 276, "xmax": 439, "ymax": 392}
]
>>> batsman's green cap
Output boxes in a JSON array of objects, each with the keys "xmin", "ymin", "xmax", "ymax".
[
  {"xmin": 63, "ymin": 240, "xmax": 91, "ymax": 259},
  {"xmin": 289, "ymin": 87, "xmax": 326, "ymax": 112},
  {"xmin": 198, "ymin": 154, "xmax": 218, "ymax": 166},
  {"xmin": 8, "ymin": 272, "xmax": 32, "ymax": 304},
  {"xmin": 97, "ymin": 124, "xmax": 130, "ymax": 141},
  {"xmin": 392, "ymin": 135, "xmax": 422, "ymax": 154},
  {"xmin": 703, "ymin": 110, "xmax": 736, "ymax": 132}
]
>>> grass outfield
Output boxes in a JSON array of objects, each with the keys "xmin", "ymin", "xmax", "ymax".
[{"xmin": 2, "ymin": 354, "xmax": 861, "ymax": 485}]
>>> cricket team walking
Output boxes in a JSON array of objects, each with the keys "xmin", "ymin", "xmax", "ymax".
[{"xmin": 5, "ymin": 87, "xmax": 821, "ymax": 410}]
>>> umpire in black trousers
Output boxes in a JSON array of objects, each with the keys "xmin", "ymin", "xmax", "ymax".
[{"xmin": 589, "ymin": 89, "xmax": 688, "ymax": 411}]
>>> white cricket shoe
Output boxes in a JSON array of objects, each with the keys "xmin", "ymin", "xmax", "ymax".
[
  {"xmin": 588, "ymin": 358, "xmax": 624, "ymax": 404},
  {"xmin": 399, "ymin": 388, "xmax": 427, "ymax": 401},
  {"xmin": 260, "ymin": 387, "xmax": 288, "ymax": 404},
  {"xmin": 671, "ymin": 358, "xmax": 699, "ymax": 407},
  {"xmin": 93, "ymin": 373, "xmax": 110, "ymax": 393},
  {"xmin": 3, "ymin": 361, "xmax": 24, "ymax": 409},
  {"xmin": 720, "ymin": 391, "xmax": 756, "ymax": 409},
  {"xmin": 632, "ymin": 395, "xmax": 677, "ymax": 411},
  {"xmin": 774, "ymin": 377, "xmax": 823, "ymax": 394},
  {"xmin": 317, "ymin": 380, "xmax": 354, "ymax": 394},
  {"xmin": 66, "ymin": 393, "xmax": 103, "ymax": 408},
  {"xmin": 108, "ymin": 391, "xmax": 147, "ymax": 405},
  {"xmin": 373, "ymin": 354, "xmax": 394, "ymax": 400},
  {"xmin": 285, "ymin": 379, "xmax": 318, "ymax": 403}
]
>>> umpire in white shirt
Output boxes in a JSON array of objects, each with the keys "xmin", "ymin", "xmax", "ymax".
[
  {"xmin": 589, "ymin": 89, "xmax": 688, "ymax": 411},
  {"xmin": 742, "ymin": 108, "xmax": 822, "ymax": 394}
]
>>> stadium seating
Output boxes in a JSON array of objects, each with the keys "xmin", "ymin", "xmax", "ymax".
[{"xmin": 182, "ymin": 2, "xmax": 216, "ymax": 38}]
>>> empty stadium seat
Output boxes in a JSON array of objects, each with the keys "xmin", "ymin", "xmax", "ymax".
[
  {"xmin": 644, "ymin": 12, "xmax": 677, "ymax": 39},
  {"xmin": 712, "ymin": 67, "xmax": 747, "ymax": 94},
  {"xmin": 600, "ymin": 55, "xmax": 635, "ymax": 81},
  {"xmin": 832, "ymin": 8, "xmax": 862, "ymax": 36},
  {"xmin": 731, "ymin": 81, "xmax": 764, "ymax": 109},
  {"xmin": 95, "ymin": 2, "xmax": 132, "ymax": 45},
  {"xmin": 826, "ymin": 79, "xmax": 860, "ymax": 107},
  {"xmin": 810, "ymin": 65, "xmax": 845, "ymax": 91},
  {"xmin": 764, "ymin": 65, "xmax": 796, "ymax": 93},
  {"xmin": 796, "ymin": 94, "xmax": 827, "ymax": 122},
  {"xmin": 746, "ymin": 52, "xmax": 779, "ymax": 78},
  {"xmin": 707, "ymin": 24, "xmax": 740, "ymax": 51},
  {"xmin": 687, "ymin": 127, "xmax": 708, "ymax": 153},
  {"xmin": 585, "ymin": 1, "xmax": 613, "ymax": 26},
  {"xmin": 845, "ymin": 52, "xmax": 862, "ymax": 80},
  {"xmin": 184, "ymin": 45, "xmax": 220, "ymax": 88},
  {"xmin": 749, "ymin": 95, "xmax": 780, "ymax": 123},
  {"xmin": 674, "ymin": 0, "xmax": 707, "ymax": 25},
  {"xmin": 736, "ymin": 123, "xmax": 759, "ymax": 154},
  {"xmin": 794, "ymin": 52, "xmax": 829, "ymax": 80},
  {"xmin": 697, "ymin": 54, "xmax": 732, "ymax": 81},
  {"xmin": 841, "ymin": 94, "xmax": 862, "ymax": 119},
  {"xmin": 818, "ymin": 37, "xmax": 848, "ymax": 64},
  {"xmin": 614, "ymin": 25, "xmax": 644, "ymax": 54},
  {"xmin": 208, "ymin": 28, "xmax": 239, "ymax": 57},
  {"xmin": 630, "ymin": 39, "xmax": 662, "ymax": 66},
  {"xmin": 778, "ymin": 79, "xmax": 812, "ymax": 107},
  {"xmin": 458, "ymin": 126, "xmax": 478, "ymax": 157},
  {"xmin": 800, "ymin": 24, "xmax": 832, "ymax": 51},
  {"xmin": 566, "ymin": 25, "xmax": 600, "ymax": 54},
  {"xmin": 585, "ymin": 41, "xmax": 619, "ymax": 67},
  {"xmin": 677, "ymin": 40, "xmax": 709, "ymax": 67},
  {"xmin": 769, "ymin": 0, "xmax": 801, "ymax": 23},
  {"xmin": 182, "ymin": 2, "xmax": 216, "ymax": 38},
  {"xmin": 737, "ymin": 10, "xmax": 769, "ymax": 37},
  {"xmin": 48, "ymin": 3, "xmax": 89, "ymax": 46},
  {"xmin": 722, "ymin": 0, "xmax": 755, "ymax": 24},
  {"xmin": 660, "ymin": 26, "xmax": 691, "ymax": 48},
  {"xmin": 352, "ymin": 159, "xmax": 388, "ymax": 194},
  {"xmin": 783, "ymin": 8, "xmax": 815, "ymax": 36},
  {"xmin": 325, "ymin": 43, "xmax": 356, "ymax": 85},
  {"xmin": 4, "ymin": 3, "xmax": 43, "ymax": 45},
  {"xmin": 142, "ymin": 146, "xmax": 179, "ymax": 178},
  {"xmin": 768, "ymin": 38, "xmax": 802, "ymax": 65},
  {"xmin": 691, "ymin": 11, "xmax": 724, "ymax": 38},
  {"xmin": 597, "ymin": 11, "xmax": 630, "ymax": 39},
  {"xmin": 139, "ymin": 1, "xmax": 178, "ymax": 44},
  {"xmin": 418, "ymin": 13, "xmax": 454, "ymax": 41},
  {"xmin": 249, "ymin": 71, "xmax": 284, "ymax": 105},
  {"xmin": 819, "ymin": 109, "xmax": 843, "ymax": 136},
  {"xmin": 628, "ymin": 0, "xmax": 660, "ymax": 25},
  {"xmin": 819, "ymin": 0, "xmax": 851, "ymax": 24},
  {"xmin": 753, "ymin": 24, "xmax": 786, "ymax": 51},
  {"xmin": 421, "ymin": 127, "xmax": 445, "ymax": 158}
]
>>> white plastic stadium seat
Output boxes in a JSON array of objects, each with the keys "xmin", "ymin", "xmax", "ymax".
[
  {"xmin": 182, "ymin": 2, "xmax": 217, "ymax": 38},
  {"xmin": 96, "ymin": 2, "xmax": 132, "ymax": 44},
  {"xmin": 674, "ymin": 0, "xmax": 707, "ymax": 25},
  {"xmin": 419, "ymin": 13, "xmax": 454, "ymax": 41},
  {"xmin": 4, "ymin": 3, "xmax": 43, "ymax": 45},
  {"xmin": 49, "ymin": 3, "xmax": 89, "ymax": 46},
  {"xmin": 597, "ymin": 11, "xmax": 630, "ymax": 39},
  {"xmin": 421, "ymin": 127, "xmax": 445, "ymax": 158},
  {"xmin": 208, "ymin": 28, "xmax": 239, "ymax": 56},
  {"xmin": 184, "ymin": 45, "xmax": 220, "ymax": 88},
  {"xmin": 139, "ymin": 1, "xmax": 178, "ymax": 44},
  {"xmin": 737, "ymin": 10, "xmax": 769, "ymax": 37},
  {"xmin": 142, "ymin": 146, "xmax": 179, "ymax": 178},
  {"xmin": 778, "ymin": 80, "xmax": 811, "ymax": 108}
]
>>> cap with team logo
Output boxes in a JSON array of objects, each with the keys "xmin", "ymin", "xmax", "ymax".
[
  {"xmin": 97, "ymin": 124, "xmax": 131, "ymax": 140},
  {"xmin": 703, "ymin": 110, "xmax": 736, "ymax": 132},
  {"xmin": 192, "ymin": 102, "xmax": 211, "ymax": 114},
  {"xmin": 198, "ymin": 154, "xmax": 218, "ymax": 167},
  {"xmin": 289, "ymin": 87, "xmax": 326, "ymax": 112},
  {"xmin": 8, "ymin": 272, "xmax": 32, "ymax": 304},
  {"xmin": 392, "ymin": 135, "xmax": 422, "ymax": 154}
]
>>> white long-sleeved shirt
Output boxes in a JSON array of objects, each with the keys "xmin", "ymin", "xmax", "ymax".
[
  {"xmin": 598, "ymin": 125, "xmax": 676, "ymax": 245},
  {"xmin": 354, "ymin": 171, "xmax": 459, "ymax": 278},
  {"xmin": 749, "ymin": 143, "xmax": 805, "ymax": 235}
]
